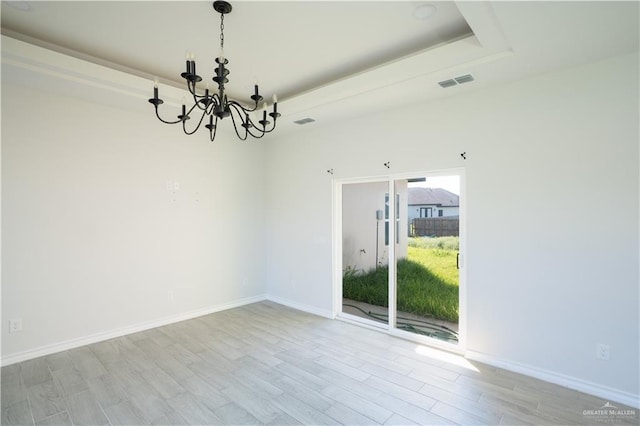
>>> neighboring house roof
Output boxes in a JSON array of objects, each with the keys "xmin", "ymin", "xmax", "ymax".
[{"xmin": 408, "ymin": 187, "xmax": 459, "ymax": 207}]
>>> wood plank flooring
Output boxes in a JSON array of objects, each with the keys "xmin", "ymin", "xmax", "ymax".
[{"xmin": 1, "ymin": 301, "xmax": 637, "ymax": 425}]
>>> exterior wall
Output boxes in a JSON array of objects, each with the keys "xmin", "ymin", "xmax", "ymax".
[
  {"xmin": 342, "ymin": 182, "xmax": 387, "ymax": 273},
  {"xmin": 342, "ymin": 181, "xmax": 408, "ymax": 274},
  {"xmin": 408, "ymin": 205, "xmax": 459, "ymax": 221}
]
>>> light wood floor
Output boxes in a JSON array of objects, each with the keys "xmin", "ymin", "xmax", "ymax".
[{"xmin": 1, "ymin": 301, "xmax": 637, "ymax": 425}]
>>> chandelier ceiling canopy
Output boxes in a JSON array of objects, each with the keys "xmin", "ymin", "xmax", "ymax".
[{"xmin": 148, "ymin": 1, "xmax": 279, "ymax": 142}]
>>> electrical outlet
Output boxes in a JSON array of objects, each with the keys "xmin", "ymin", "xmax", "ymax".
[
  {"xmin": 596, "ymin": 343, "xmax": 610, "ymax": 360},
  {"xmin": 9, "ymin": 319, "xmax": 22, "ymax": 333}
]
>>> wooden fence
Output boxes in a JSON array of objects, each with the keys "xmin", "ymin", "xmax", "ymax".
[{"xmin": 411, "ymin": 217, "xmax": 459, "ymax": 237}]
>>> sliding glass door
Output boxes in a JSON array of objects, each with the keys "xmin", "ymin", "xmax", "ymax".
[{"xmin": 338, "ymin": 172, "xmax": 463, "ymax": 346}]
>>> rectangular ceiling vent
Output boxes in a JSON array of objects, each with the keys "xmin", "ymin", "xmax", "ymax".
[
  {"xmin": 438, "ymin": 79, "xmax": 457, "ymax": 88},
  {"xmin": 455, "ymin": 74, "xmax": 475, "ymax": 84},
  {"xmin": 294, "ymin": 118, "xmax": 316, "ymax": 125},
  {"xmin": 438, "ymin": 74, "xmax": 475, "ymax": 88}
]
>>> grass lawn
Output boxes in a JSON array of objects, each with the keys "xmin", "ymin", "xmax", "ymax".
[{"xmin": 343, "ymin": 237, "xmax": 459, "ymax": 323}]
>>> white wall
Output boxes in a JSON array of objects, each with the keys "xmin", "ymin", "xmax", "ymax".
[
  {"xmin": 265, "ymin": 53, "xmax": 639, "ymax": 401},
  {"xmin": 1, "ymin": 76, "xmax": 266, "ymax": 360},
  {"xmin": 1, "ymin": 35, "xmax": 637, "ymax": 406}
]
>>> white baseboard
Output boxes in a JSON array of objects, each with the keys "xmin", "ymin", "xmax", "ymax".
[
  {"xmin": 266, "ymin": 295, "xmax": 334, "ymax": 319},
  {"xmin": 465, "ymin": 350, "xmax": 640, "ymax": 409},
  {"xmin": 1, "ymin": 294, "xmax": 268, "ymax": 367}
]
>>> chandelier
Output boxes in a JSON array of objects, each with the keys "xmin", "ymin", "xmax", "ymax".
[{"xmin": 148, "ymin": 1, "xmax": 280, "ymax": 141}]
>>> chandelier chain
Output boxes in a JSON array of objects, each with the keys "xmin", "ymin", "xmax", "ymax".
[{"xmin": 220, "ymin": 13, "xmax": 225, "ymax": 50}]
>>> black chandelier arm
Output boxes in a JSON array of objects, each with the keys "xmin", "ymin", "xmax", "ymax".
[
  {"xmin": 227, "ymin": 99, "xmax": 279, "ymax": 133},
  {"xmin": 248, "ymin": 113, "xmax": 278, "ymax": 136},
  {"xmin": 186, "ymin": 79, "xmax": 196, "ymax": 95},
  {"xmin": 240, "ymin": 114, "xmax": 264, "ymax": 137},
  {"xmin": 227, "ymin": 104, "xmax": 252, "ymax": 141},
  {"xmin": 244, "ymin": 116, "xmax": 270, "ymax": 139},
  {"xmin": 227, "ymin": 99, "xmax": 259, "ymax": 113},
  {"xmin": 249, "ymin": 119, "xmax": 277, "ymax": 137},
  {"xmin": 227, "ymin": 101, "xmax": 253, "ymax": 121},
  {"xmin": 181, "ymin": 103, "xmax": 208, "ymax": 135},
  {"xmin": 263, "ymin": 117, "xmax": 278, "ymax": 133},
  {"xmin": 153, "ymin": 105, "xmax": 184, "ymax": 125},
  {"xmin": 191, "ymin": 90, "xmax": 219, "ymax": 112},
  {"xmin": 239, "ymin": 110, "xmax": 278, "ymax": 138},
  {"xmin": 245, "ymin": 125, "xmax": 268, "ymax": 139},
  {"xmin": 208, "ymin": 115, "xmax": 219, "ymax": 142},
  {"xmin": 192, "ymin": 93, "xmax": 208, "ymax": 111},
  {"xmin": 184, "ymin": 73, "xmax": 202, "ymax": 88},
  {"xmin": 208, "ymin": 94, "xmax": 222, "ymax": 111},
  {"xmin": 185, "ymin": 78, "xmax": 202, "ymax": 98},
  {"xmin": 186, "ymin": 81, "xmax": 210, "ymax": 112},
  {"xmin": 228, "ymin": 102, "xmax": 277, "ymax": 140}
]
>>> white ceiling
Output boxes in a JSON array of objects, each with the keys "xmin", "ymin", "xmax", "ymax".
[
  {"xmin": 1, "ymin": 1, "xmax": 639, "ymax": 137},
  {"xmin": 2, "ymin": 1, "xmax": 472, "ymax": 99}
]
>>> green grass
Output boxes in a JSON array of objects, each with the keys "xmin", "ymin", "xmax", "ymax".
[
  {"xmin": 408, "ymin": 236, "xmax": 459, "ymax": 250},
  {"xmin": 343, "ymin": 237, "xmax": 459, "ymax": 322}
]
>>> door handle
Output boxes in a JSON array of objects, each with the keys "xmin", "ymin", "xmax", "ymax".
[{"xmin": 456, "ymin": 252, "xmax": 460, "ymax": 270}]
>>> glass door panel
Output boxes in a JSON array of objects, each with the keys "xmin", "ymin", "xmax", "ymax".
[
  {"xmin": 341, "ymin": 181, "xmax": 389, "ymax": 326},
  {"xmin": 394, "ymin": 176, "xmax": 460, "ymax": 344}
]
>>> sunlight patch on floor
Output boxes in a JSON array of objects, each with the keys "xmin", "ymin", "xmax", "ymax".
[{"xmin": 414, "ymin": 344, "xmax": 479, "ymax": 372}]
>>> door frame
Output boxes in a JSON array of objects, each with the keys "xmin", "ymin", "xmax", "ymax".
[{"xmin": 332, "ymin": 168, "xmax": 467, "ymax": 353}]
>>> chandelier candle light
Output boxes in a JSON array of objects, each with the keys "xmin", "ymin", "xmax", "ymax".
[{"xmin": 148, "ymin": 1, "xmax": 280, "ymax": 141}]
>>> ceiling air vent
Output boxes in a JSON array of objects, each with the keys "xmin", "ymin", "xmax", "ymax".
[
  {"xmin": 294, "ymin": 118, "xmax": 316, "ymax": 125},
  {"xmin": 438, "ymin": 79, "xmax": 457, "ymax": 88},
  {"xmin": 455, "ymin": 74, "xmax": 474, "ymax": 84},
  {"xmin": 438, "ymin": 74, "xmax": 475, "ymax": 88}
]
